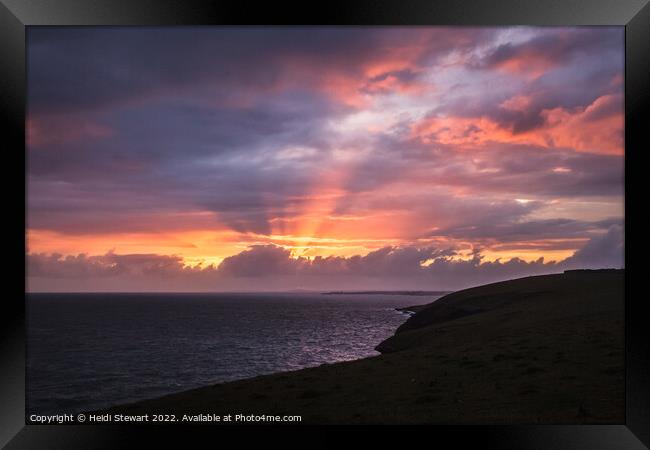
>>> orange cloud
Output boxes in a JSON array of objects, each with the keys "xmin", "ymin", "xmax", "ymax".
[
  {"xmin": 411, "ymin": 115, "xmax": 514, "ymax": 147},
  {"xmin": 540, "ymin": 94, "xmax": 623, "ymax": 155},
  {"xmin": 411, "ymin": 94, "xmax": 623, "ymax": 155},
  {"xmin": 27, "ymin": 229, "xmax": 249, "ymax": 268},
  {"xmin": 491, "ymin": 54, "xmax": 556, "ymax": 80}
]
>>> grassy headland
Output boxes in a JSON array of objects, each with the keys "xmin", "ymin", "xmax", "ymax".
[{"xmin": 101, "ymin": 270, "xmax": 624, "ymax": 424}]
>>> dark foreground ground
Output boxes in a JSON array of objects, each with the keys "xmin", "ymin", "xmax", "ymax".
[{"xmin": 101, "ymin": 270, "xmax": 624, "ymax": 424}]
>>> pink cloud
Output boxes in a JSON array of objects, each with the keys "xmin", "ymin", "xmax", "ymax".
[
  {"xmin": 540, "ymin": 94, "xmax": 623, "ymax": 154},
  {"xmin": 27, "ymin": 115, "xmax": 114, "ymax": 148},
  {"xmin": 410, "ymin": 93, "xmax": 623, "ymax": 155}
]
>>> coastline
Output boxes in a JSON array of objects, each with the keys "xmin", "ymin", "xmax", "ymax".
[{"xmin": 96, "ymin": 270, "xmax": 624, "ymax": 424}]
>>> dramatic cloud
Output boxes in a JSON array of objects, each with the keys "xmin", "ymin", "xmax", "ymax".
[
  {"xmin": 26, "ymin": 27, "xmax": 624, "ymax": 291},
  {"xmin": 27, "ymin": 223, "xmax": 623, "ymax": 292}
]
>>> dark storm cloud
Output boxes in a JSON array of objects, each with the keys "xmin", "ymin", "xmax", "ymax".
[
  {"xmin": 27, "ymin": 90, "xmax": 339, "ymax": 234},
  {"xmin": 27, "ymin": 27, "xmax": 498, "ymax": 115},
  {"xmin": 28, "ymin": 91, "xmax": 336, "ymax": 176},
  {"xmin": 27, "ymin": 27, "xmax": 350, "ymax": 114}
]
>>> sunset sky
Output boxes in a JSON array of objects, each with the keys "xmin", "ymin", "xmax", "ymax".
[{"xmin": 26, "ymin": 27, "xmax": 624, "ymax": 291}]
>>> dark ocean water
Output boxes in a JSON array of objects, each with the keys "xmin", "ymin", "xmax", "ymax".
[{"xmin": 27, "ymin": 293, "xmax": 440, "ymax": 415}]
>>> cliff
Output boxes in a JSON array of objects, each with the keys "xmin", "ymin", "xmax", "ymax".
[{"xmin": 100, "ymin": 270, "xmax": 624, "ymax": 424}]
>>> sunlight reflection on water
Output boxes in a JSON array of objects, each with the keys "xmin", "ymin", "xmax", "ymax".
[{"xmin": 27, "ymin": 293, "xmax": 441, "ymax": 414}]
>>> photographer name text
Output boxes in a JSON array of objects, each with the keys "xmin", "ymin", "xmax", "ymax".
[{"xmin": 29, "ymin": 413, "xmax": 301, "ymax": 423}]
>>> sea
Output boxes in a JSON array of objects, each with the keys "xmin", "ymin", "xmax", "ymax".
[{"xmin": 26, "ymin": 292, "xmax": 442, "ymax": 415}]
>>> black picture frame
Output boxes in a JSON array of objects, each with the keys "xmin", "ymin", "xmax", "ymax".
[{"xmin": 1, "ymin": 0, "xmax": 648, "ymax": 447}]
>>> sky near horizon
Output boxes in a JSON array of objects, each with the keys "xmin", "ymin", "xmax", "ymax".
[{"xmin": 26, "ymin": 26, "xmax": 624, "ymax": 291}]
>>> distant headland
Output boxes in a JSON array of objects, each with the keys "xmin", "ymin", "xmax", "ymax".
[{"xmin": 322, "ymin": 290, "xmax": 451, "ymax": 296}]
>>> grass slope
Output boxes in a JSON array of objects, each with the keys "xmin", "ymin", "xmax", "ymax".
[{"xmin": 102, "ymin": 270, "xmax": 624, "ymax": 424}]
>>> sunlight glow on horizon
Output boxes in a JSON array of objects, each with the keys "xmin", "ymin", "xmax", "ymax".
[{"xmin": 26, "ymin": 27, "xmax": 624, "ymax": 290}]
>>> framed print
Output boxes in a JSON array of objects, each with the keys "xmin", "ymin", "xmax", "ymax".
[{"xmin": 1, "ymin": 0, "xmax": 648, "ymax": 448}]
